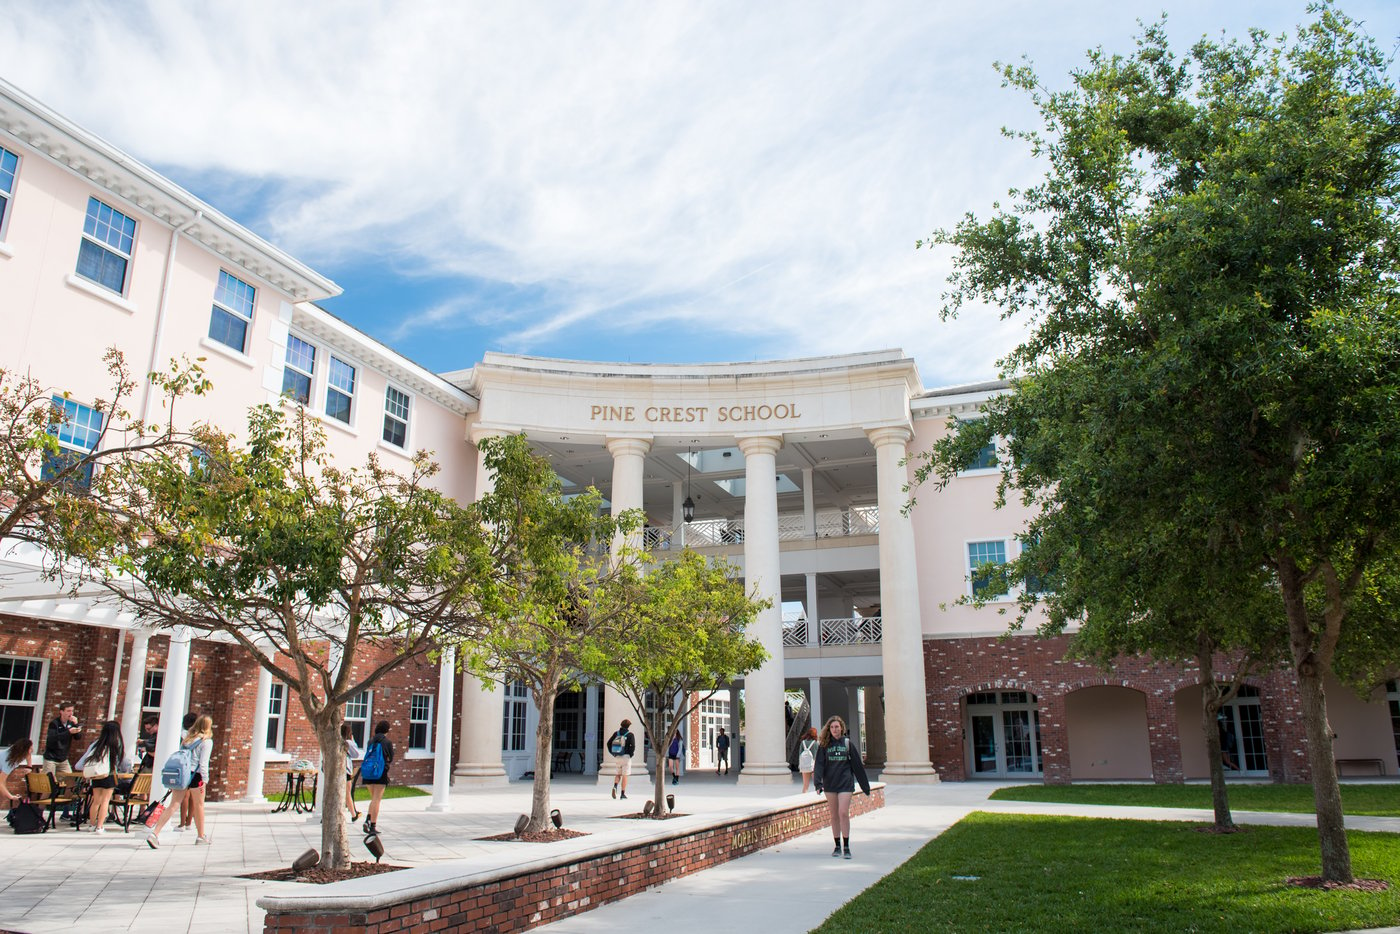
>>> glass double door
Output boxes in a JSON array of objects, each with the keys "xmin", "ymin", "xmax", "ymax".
[{"xmin": 968, "ymin": 698, "xmax": 1041, "ymax": 777}]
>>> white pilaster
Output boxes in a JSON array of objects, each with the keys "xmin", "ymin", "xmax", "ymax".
[
  {"xmin": 119, "ymin": 630, "xmax": 150, "ymax": 754},
  {"xmin": 735, "ymin": 434, "xmax": 789, "ymax": 784},
  {"xmin": 107, "ymin": 631, "xmax": 125, "ymax": 720},
  {"xmin": 153, "ymin": 627, "xmax": 192, "ymax": 772},
  {"xmin": 868, "ymin": 426, "xmax": 939, "ymax": 782},
  {"xmin": 805, "ymin": 572, "xmax": 819, "ymax": 647},
  {"xmin": 583, "ymin": 683, "xmax": 600, "ymax": 775},
  {"xmin": 243, "ymin": 663, "xmax": 273, "ymax": 803},
  {"xmin": 429, "ymin": 646, "xmax": 456, "ymax": 810},
  {"xmin": 802, "ymin": 467, "xmax": 815, "ymax": 538},
  {"xmin": 808, "ymin": 676, "xmax": 823, "ymax": 731}
]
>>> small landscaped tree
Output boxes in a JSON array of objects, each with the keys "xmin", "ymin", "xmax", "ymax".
[
  {"xmin": 591, "ymin": 549, "xmax": 769, "ymax": 817},
  {"xmin": 461, "ymin": 433, "xmax": 645, "ymax": 834},
  {"xmin": 82, "ymin": 404, "xmax": 496, "ymax": 869}
]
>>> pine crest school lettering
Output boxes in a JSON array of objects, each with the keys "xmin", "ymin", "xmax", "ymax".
[{"xmin": 588, "ymin": 402, "xmax": 802, "ymax": 424}]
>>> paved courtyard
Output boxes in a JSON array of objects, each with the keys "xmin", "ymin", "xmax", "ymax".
[{"xmin": 1, "ymin": 773, "xmax": 1397, "ymax": 934}]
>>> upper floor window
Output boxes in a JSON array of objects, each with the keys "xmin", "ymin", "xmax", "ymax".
[
  {"xmin": 42, "ymin": 396, "xmax": 103, "ymax": 490},
  {"xmin": 0, "ymin": 146, "xmax": 18, "ymax": 237},
  {"xmin": 967, "ymin": 540, "xmax": 1009, "ymax": 599},
  {"xmin": 326, "ymin": 356, "xmax": 356, "ymax": 424},
  {"xmin": 76, "ymin": 197, "xmax": 136, "ymax": 294},
  {"xmin": 382, "ymin": 385, "xmax": 410, "ymax": 448},
  {"xmin": 141, "ymin": 669, "xmax": 164, "ymax": 714},
  {"xmin": 208, "ymin": 270, "xmax": 256, "ymax": 353},
  {"xmin": 957, "ymin": 418, "xmax": 998, "ymax": 471},
  {"xmin": 282, "ymin": 335, "xmax": 316, "ymax": 405}
]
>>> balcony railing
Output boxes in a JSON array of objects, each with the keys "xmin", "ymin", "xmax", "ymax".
[
  {"xmin": 645, "ymin": 506, "xmax": 880, "ymax": 551},
  {"xmin": 781, "ymin": 616, "xmax": 883, "ymax": 647}
]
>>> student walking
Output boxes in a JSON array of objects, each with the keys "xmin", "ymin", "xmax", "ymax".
[
  {"xmin": 342, "ymin": 722, "xmax": 362, "ymax": 823},
  {"xmin": 715, "ymin": 728, "xmax": 730, "ymax": 775},
  {"xmin": 813, "ymin": 715, "xmax": 870, "ymax": 860},
  {"xmin": 798, "ymin": 726, "xmax": 819, "ymax": 793},
  {"xmin": 360, "ymin": 721, "xmax": 393, "ymax": 836},
  {"xmin": 81, "ymin": 720, "xmax": 125, "ymax": 833},
  {"xmin": 174, "ymin": 712, "xmax": 198, "ymax": 832},
  {"xmin": 0, "ymin": 737, "xmax": 34, "ymax": 808},
  {"xmin": 146, "ymin": 715, "xmax": 214, "ymax": 848},
  {"xmin": 666, "ymin": 732, "xmax": 684, "ymax": 785},
  {"xmin": 605, "ymin": 719, "xmax": 636, "ymax": 799}
]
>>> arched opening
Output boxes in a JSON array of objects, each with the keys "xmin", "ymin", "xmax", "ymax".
[
  {"xmin": 964, "ymin": 690, "xmax": 1041, "ymax": 778},
  {"xmin": 1065, "ymin": 685, "xmax": 1151, "ymax": 780},
  {"xmin": 1175, "ymin": 682, "xmax": 1270, "ymax": 779}
]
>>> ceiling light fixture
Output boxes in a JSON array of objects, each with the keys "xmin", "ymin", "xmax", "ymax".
[{"xmin": 683, "ymin": 447, "xmax": 695, "ymax": 524}]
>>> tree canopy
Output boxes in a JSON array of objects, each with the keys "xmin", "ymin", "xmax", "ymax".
[{"xmin": 917, "ymin": 5, "xmax": 1400, "ymax": 882}]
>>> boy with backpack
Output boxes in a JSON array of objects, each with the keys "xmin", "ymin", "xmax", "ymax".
[{"xmin": 605, "ymin": 719, "xmax": 635, "ymax": 800}]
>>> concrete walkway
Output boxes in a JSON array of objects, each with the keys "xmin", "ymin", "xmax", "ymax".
[{"xmin": 0, "ymin": 773, "xmax": 1395, "ymax": 934}]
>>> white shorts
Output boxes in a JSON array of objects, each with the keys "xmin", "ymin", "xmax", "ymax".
[{"xmin": 612, "ymin": 755, "xmax": 633, "ymax": 778}]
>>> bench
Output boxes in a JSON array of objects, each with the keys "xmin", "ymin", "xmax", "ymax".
[{"xmin": 1335, "ymin": 758, "xmax": 1386, "ymax": 777}]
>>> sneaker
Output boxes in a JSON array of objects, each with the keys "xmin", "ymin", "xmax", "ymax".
[
  {"xmin": 832, "ymin": 845, "xmax": 842, "ymax": 858},
  {"xmin": 94, "ymin": 827, "xmax": 106, "ymax": 834},
  {"xmin": 195, "ymin": 835, "xmax": 211, "ymax": 845},
  {"xmin": 611, "ymin": 784, "xmax": 618, "ymax": 799},
  {"xmin": 146, "ymin": 834, "xmax": 160, "ymax": 849},
  {"xmin": 619, "ymin": 792, "xmax": 627, "ymax": 800},
  {"xmin": 171, "ymin": 825, "xmax": 186, "ymax": 834},
  {"xmin": 843, "ymin": 847, "xmax": 852, "ymax": 860}
]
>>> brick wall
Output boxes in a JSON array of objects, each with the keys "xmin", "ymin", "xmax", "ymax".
[
  {"xmin": 261, "ymin": 786, "xmax": 886, "ymax": 934},
  {"xmin": 923, "ymin": 633, "xmax": 1310, "ymax": 783}
]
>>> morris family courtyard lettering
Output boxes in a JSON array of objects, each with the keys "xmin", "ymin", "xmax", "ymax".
[{"xmin": 589, "ymin": 402, "xmax": 802, "ymax": 424}]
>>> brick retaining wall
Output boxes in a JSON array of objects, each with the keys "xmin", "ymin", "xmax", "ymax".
[{"xmin": 260, "ymin": 786, "xmax": 885, "ymax": 933}]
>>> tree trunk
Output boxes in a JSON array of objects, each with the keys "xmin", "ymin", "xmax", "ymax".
[
  {"xmin": 1196, "ymin": 656, "xmax": 1234, "ymax": 832},
  {"xmin": 1278, "ymin": 557, "xmax": 1353, "ymax": 883},
  {"xmin": 527, "ymin": 682, "xmax": 557, "ymax": 833},
  {"xmin": 311, "ymin": 711, "xmax": 351, "ymax": 870}
]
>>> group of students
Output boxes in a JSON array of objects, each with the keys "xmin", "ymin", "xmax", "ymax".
[
  {"xmin": 605, "ymin": 713, "xmax": 870, "ymax": 860},
  {"xmin": 340, "ymin": 720, "xmax": 394, "ymax": 836}
]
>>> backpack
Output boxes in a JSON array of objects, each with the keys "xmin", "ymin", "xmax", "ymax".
[
  {"xmin": 161, "ymin": 741, "xmax": 199, "ymax": 790},
  {"xmin": 6, "ymin": 801, "xmax": 47, "ymax": 834},
  {"xmin": 360, "ymin": 739, "xmax": 386, "ymax": 782},
  {"xmin": 608, "ymin": 732, "xmax": 625, "ymax": 756},
  {"xmin": 798, "ymin": 739, "xmax": 816, "ymax": 773}
]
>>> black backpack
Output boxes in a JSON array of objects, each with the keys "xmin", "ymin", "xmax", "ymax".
[{"xmin": 7, "ymin": 801, "xmax": 47, "ymax": 834}]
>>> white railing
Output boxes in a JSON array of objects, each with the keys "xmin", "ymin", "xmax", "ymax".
[
  {"xmin": 815, "ymin": 505, "xmax": 879, "ymax": 538},
  {"xmin": 646, "ymin": 506, "xmax": 880, "ymax": 552},
  {"xmin": 782, "ymin": 617, "xmax": 883, "ymax": 647},
  {"xmin": 782, "ymin": 624, "xmax": 809, "ymax": 646}
]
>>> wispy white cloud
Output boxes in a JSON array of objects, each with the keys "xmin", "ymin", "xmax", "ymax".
[{"xmin": 4, "ymin": 0, "xmax": 1391, "ymax": 385}]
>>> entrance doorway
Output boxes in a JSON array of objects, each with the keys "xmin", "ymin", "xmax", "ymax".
[{"xmin": 965, "ymin": 690, "xmax": 1042, "ymax": 778}]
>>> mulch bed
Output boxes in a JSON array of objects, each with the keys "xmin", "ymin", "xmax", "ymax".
[
  {"xmin": 1286, "ymin": 876, "xmax": 1390, "ymax": 892},
  {"xmin": 617, "ymin": 812, "xmax": 688, "ymax": 820},
  {"xmin": 478, "ymin": 828, "xmax": 590, "ymax": 843},
  {"xmin": 241, "ymin": 861, "xmax": 407, "ymax": 884}
]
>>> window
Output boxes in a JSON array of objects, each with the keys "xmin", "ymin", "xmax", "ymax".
[
  {"xmin": 501, "ymin": 680, "xmax": 527, "ymax": 752},
  {"xmin": 1387, "ymin": 679, "xmax": 1398, "ymax": 770},
  {"xmin": 408, "ymin": 694, "xmax": 432, "ymax": 751},
  {"xmin": 76, "ymin": 197, "xmax": 136, "ymax": 294},
  {"xmin": 0, "ymin": 656, "xmax": 44, "ymax": 746},
  {"xmin": 42, "ymin": 396, "xmax": 103, "ymax": 490},
  {"xmin": 282, "ymin": 335, "xmax": 316, "ymax": 405},
  {"xmin": 266, "ymin": 682, "xmax": 286, "ymax": 751},
  {"xmin": 1218, "ymin": 684, "xmax": 1268, "ymax": 775},
  {"xmin": 0, "ymin": 146, "xmax": 17, "ymax": 236},
  {"xmin": 382, "ymin": 385, "xmax": 410, "ymax": 448},
  {"xmin": 956, "ymin": 418, "xmax": 997, "ymax": 471},
  {"xmin": 141, "ymin": 670, "xmax": 164, "ymax": 714},
  {"xmin": 965, "ymin": 690, "xmax": 1041, "ymax": 777},
  {"xmin": 208, "ymin": 270, "xmax": 256, "ymax": 353},
  {"xmin": 344, "ymin": 689, "xmax": 372, "ymax": 746},
  {"xmin": 967, "ymin": 540, "xmax": 1009, "ymax": 598},
  {"xmin": 325, "ymin": 356, "xmax": 356, "ymax": 424},
  {"xmin": 1018, "ymin": 534, "xmax": 1052, "ymax": 595}
]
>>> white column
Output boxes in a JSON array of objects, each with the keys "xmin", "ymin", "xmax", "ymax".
[
  {"xmin": 868, "ymin": 426, "xmax": 939, "ymax": 782},
  {"xmin": 107, "ymin": 631, "xmax": 125, "ymax": 720},
  {"xmin": 728, "ymin": 684, "xmax": 742, "ymax": 772},
  {"xmin": 672, "ymin": 480, "xmax": 685, "ymax": 548},
  {"xmin": 456, "ymin": 427, "xmax": 511, "ymax": 785},
  {"xmin": 805, "ymin": 572, "xmax": 819, "ymax": 647},
  {"xmin": 119, "ymin": 631, "xmax": 150, "ymax": 754},
  {"xmin": 808, "ymin": 676, "xmax": 823, "ymax": 732},
  {"xmin": 802, "ymin": 467, "xmax": 816, "ymax": 539},
  {"xmin": 736, "ymin": 434, "xmax": 789, "ymax": 784},
  {"xmin": 153, "ymin": 627, "xmax": 192, "ymax": 772},
  {"xmin": 599, "ymin": 436, "xmax": 652, "ymax": 784},
  {"xmin": 846, "ymin": 685, "xmax": 863, "ymax": 749},
  {"xmin": 583, "ymin": 684, "xmax": 600, "ymax": 775},
  {"xmin": 243, "ymin": 663, "xmax": 273, "ymax": 803},
  {"xmin": 429, "ymin": 647, "xmax": 456, "ymax": 810}
]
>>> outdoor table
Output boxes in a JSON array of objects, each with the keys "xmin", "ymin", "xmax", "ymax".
[{"xmin": 269, "ymin": 768, "xmax": 318, "ymax": 814}]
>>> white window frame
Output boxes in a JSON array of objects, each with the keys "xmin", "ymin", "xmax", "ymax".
[
  {"xmin": 965, "ymin": 690, "xmax": 1042, "ymax": 778},
  {"xmin": 502, "ymin": 681, "xmax": 527, "ymax": 752},
  {"xmin": 208, "ymin": 269, "xmax": 256, "ymax": 354},
  {"xmin": 344, "ymin": 689, "xmax": 373, "ymax": 747},
  {"xmin": 43, "ymin": 396, "xmax": 104, "ymax": 490},
  {"xmin": 265, "ymin": 681, "xmax": 287, "ymax": 752},
  {"xmin": 965, "ymin": 539, "xmax": 1011, "ymax": 601},
  {"xmin": 0, "ymin": 145, "xmax": 18, "ymax": 243},
  {"xmin": 0, "ymin": 654, "xmax": 49, "ymax": 747},
  {"xmin": 954, "ymin": 417, "xmax": 999, "ymax": 476},
  {"xmin": 407, "ymin": 693, "xmax": 433, "ymax": 756},
  {"xmin": 381, "ymin": 384, "xmax": 412, "ymax": 450},
  {"xmin": 1388, "ymin": 679, "xmax": 1399, "ymax": 771},
  {"xmin": 325, "ymin": 355, "xmax": 357, "ymax": 425},
  {"xmin": 140, "ymin": 669, "xmax": 164, "ymax": 716},
  {"xmin": 76, "ymin": 196, "xmax": 136, "ymax": 295},
  {"xmin": 282, "ymin": 334, "xmax": 316, "ymax": 406},
  {"xmin": 1218, "ymin": 685, "xmax": 1269, "ymax": 777}
]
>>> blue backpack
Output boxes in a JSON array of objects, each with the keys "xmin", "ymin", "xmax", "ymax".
[
  {"xmin": 360, "ymin": 739, "xmax": 386, "ymax": 782},
  {"xmin": 161, "ymin": 741, "xmax": 199, "ymax": 790}
]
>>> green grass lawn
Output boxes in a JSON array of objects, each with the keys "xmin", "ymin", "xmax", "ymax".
[
  {"xmin": 815, "ymin": 813, "xmax": 1400, "ymax": 934},
  {"xmin": 265, "ymin": 785, "xmax": 429, "ymax": 804},
  {"xmin": 988, "ymin": 782, "xmax": 1400, "ymax": 816}
]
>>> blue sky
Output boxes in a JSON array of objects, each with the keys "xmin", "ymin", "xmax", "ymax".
[{"xmin": 4, "ymin": 1, "xmax": 1396, "ymax": 387}]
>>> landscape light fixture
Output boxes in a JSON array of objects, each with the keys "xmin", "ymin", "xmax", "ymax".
[
  {"xmin": 666, "ymin": 793, "xmax": 675, "ymax": 812},
  {"xmin": 550, "ymin": 809, "xmax": 563, "ymax": 829},
  {"xmin": 683, "ymin": 447, "xmax": 695, "ymax": 523},
  {"xmin": 363, "ymin": 833, "xmax": 384, "ymax": 863},
  {"xmin": 291, "ymin": 848, "xmax": 320, "ymax": 873}
]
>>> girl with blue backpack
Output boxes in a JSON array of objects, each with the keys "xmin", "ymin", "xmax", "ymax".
[
  {"xmin": 359, "ymin": 721, "xmax": 393, "ymax": 837},
  {"xmin": 146, "ymin": 715, "xmax": 214, "ymax": 848}
]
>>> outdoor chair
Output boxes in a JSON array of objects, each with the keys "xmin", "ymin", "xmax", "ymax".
[
  {"xmin": 24, "ymin": 772, "xmax": 79, "ymax": 830},
  {"xmin": 112, "ymin": 772, "xmax": 152, "ymax": 832}
]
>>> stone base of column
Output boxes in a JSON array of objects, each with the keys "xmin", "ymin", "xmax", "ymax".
[
  {"xmin": 426, "ymin": 800, "xmax": 453, "ymax": 812},
  {"xmin": 241, "ymin": 794, "xmax": 266, "ymax": 805},
  {"xmin": 736, "ymin": 762, "xmax": 796, "ymax": 785},
  {"xmin": 874, "ymin": 761, "xmax": 941, "ymax": 784},
  {"xmin": 453, "ymin": 763, "xmax": 510, "ymax": 785}
]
